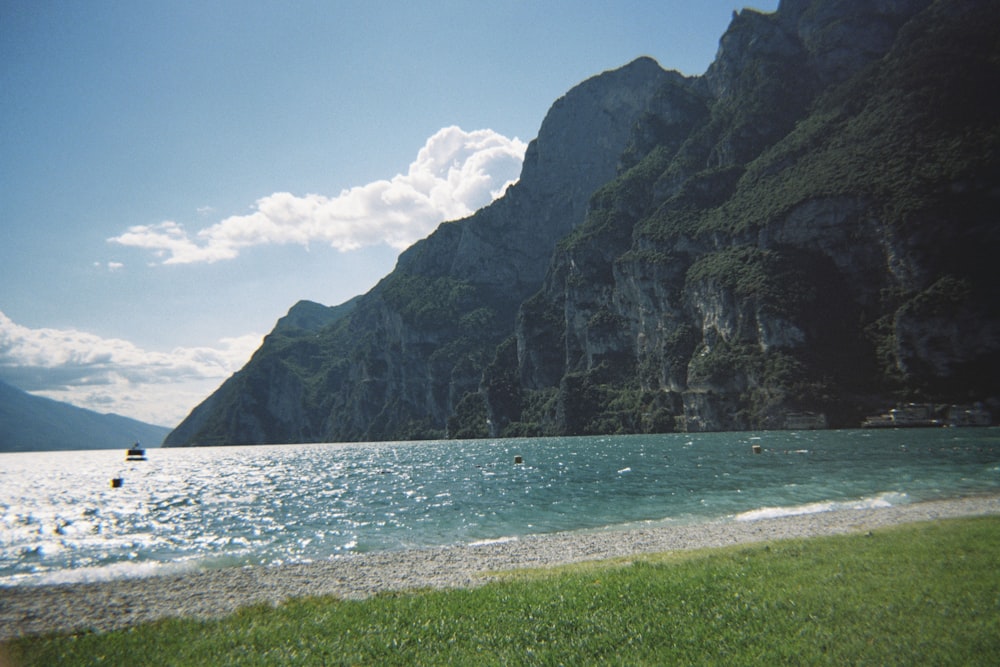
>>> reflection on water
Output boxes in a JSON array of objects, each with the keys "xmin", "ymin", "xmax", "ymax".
[{"xmin": 1, "ymin": 428, "xmax": 997, "ymax": 585}]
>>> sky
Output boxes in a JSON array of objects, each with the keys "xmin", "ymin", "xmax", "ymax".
[{"xmin": 0, "ymin": 0, "xmax": 779, "ymax": 428}]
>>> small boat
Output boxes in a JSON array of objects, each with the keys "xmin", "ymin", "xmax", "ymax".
[{"xmin": 126, "ymin": 443, "xmax": 147, "ymax": 461}]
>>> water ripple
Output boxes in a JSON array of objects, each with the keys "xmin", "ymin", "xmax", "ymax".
[{"xmin": 1, "ymin": 429, "xmax": 998, "ymax": 584}]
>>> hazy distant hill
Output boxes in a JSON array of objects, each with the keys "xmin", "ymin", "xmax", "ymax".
[
  {"xmin": 0, "ymin": 379, "xmax": 169, "ymax": 452},
  {"xmin": 167, "ymin": 0, "xmax": 1000, "ymax": 445}
]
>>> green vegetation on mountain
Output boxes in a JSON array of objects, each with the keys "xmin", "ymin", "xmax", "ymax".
[
  {"xmin": 166, "ymin": 0, "xmax": 1000, "ymax": 446},
  {"xmin": 486, "ymin": 0, "xmax": 1000, "ymax": 437}
]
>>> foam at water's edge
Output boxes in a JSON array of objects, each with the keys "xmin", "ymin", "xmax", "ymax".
[
  {"xmin": 1, "ymin": 558, "xmax": 202, "ymax": 588},
  {"xmin": 468, "ymin": 536, "xmax": 519, "ymax": 547},
  {"xmin": 734, "ymin": 492, "xmax": 911, "ymax": 522}
]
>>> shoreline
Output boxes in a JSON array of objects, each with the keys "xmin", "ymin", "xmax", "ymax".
[{"xmin": 2, "ymin": 494, "xmax": 999, "ymax": 640}]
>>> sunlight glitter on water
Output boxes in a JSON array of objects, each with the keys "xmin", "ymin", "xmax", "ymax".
[{"xmin": 1, "ymin": 429, "xmax": 998, "ymax": 585}]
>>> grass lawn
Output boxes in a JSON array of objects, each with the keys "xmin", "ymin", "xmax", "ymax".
[{"xmin": 5, "ymin": 516, "xmax": 999, "ymax": 666}]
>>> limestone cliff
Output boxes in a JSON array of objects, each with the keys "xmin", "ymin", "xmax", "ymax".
[
  {"xmin": 166, "ymin": 0, "xmax": 1000, "ymax": 445},
  {"xmin": 484, "ymin": 0, "xmax": 1000, "ymax": 435},
  {"xmin": 165, "ymin": 58, "xmax": 687, "ymax": 445}
]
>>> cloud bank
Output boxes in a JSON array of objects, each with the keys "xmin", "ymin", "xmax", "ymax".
[
  {"xmin": 0, "ymin": 311, "xmax": 261, "ymax": 426},
  {"xmin": 109, "ymin": 126, "xmax": 527, "ymax": 264}
]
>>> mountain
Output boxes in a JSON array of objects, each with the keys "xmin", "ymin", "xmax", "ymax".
[
  {"xmin": 0, "ymin": 379, "xmax": 170, "ymax": 452},
  {"xmin": 166, "ymin": 0, "xmax": 1000, "ymax": 446}
]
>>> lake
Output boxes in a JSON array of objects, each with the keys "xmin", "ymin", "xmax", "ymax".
[{"xmin": 1, "ymin": 428, "xmax": 997, "ymax": 586}]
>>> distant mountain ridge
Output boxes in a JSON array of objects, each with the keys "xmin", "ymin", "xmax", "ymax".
[
  {"xmin": 166, "ymin": 0, "xmax": 1000, "ymax": 446},
  {"xmin": 0, "ymin": 379, "xmax": 169, "ymax": 452}
]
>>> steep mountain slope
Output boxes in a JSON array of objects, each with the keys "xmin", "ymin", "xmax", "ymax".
[
  {"xmin": 167, "ymin": 0, "xmax": 999, "ymax": 446},
  {"xmin": 166, "ymin": 57, "xmax": 689, "ymax": 445},
  {"xmin": 0, "ymin": 379, "xmax": 170, "ymax": 452},
  {"xmin": 481, "ymin": 0, "xmax": 1000, "ymax": 435}
]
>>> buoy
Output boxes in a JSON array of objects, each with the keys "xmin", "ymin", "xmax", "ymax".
[
  {"xmin": 514, "ymin": 455, "xmax": 523, "ymax": 464},
  {"xmin": 111, "ymin": 477, "xmax": 124, "ymax": 488},
  {"xmin": 752, "ymin": 444, "xmax": 762, "ymax": 454}
]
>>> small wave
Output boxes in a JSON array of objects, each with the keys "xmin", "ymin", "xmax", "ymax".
[
  {"xmin": 468, "ymin": 536, "xmax": 519, "ymax": 547},
  {"xmin": 4, "ymin": 558, "xmax": 201, "ymax": 587},
  {"xmin": 734, "ymin": 492, "xmax": 910, "ymax": 522}
]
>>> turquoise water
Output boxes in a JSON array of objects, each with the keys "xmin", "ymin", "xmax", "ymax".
[{"xmin": 1, "ymin": 428, "xmax": 998, "ymax": 586}]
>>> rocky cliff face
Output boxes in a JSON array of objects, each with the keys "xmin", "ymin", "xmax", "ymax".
[
  {"xmin": 166, "ymin": 0, "xmax": 1000, "ymax": 446},
  {"xmin": 165, "ymin": 58, "xmax": 686, "ymax": 445},
  {"xmin": 482, "ymin": 0, "xmax": 1000, "ymax": 436}
]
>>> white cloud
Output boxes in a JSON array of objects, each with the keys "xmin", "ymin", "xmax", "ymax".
[
  {"xmin": 0, "ymin": 310, "xmax": 261, "ymax": 427},
  {"xmin": 109, "ymin": 126, "xmax": 527, "ymax": 265},
  {"xmin": 91, "ymin": 261, "xmax": 125, "ymax": 271}
]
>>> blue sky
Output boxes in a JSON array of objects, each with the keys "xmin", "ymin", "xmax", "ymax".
[{"xmin": 0, "ymin": 0, "xmax": 778, "ymax": 427}]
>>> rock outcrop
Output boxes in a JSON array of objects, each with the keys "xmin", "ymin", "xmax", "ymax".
[
  {"xmin": 166, "ymin": 58, "xmax": 687, "ymax": 445},
  {"xmin": 166, "ymin": 0, "xmax": 1000, "ymax": 446}
]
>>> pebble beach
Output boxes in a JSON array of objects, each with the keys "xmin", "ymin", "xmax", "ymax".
[{"xmin": 2, "ymin": 494, "xmax": 998, "ymax": 640}]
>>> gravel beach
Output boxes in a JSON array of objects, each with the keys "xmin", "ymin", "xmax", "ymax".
[{"xmin": 2, "ymin": 494, "xmax": 998, "ymax": 640}]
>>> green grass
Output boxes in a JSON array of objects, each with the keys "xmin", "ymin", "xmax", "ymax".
[{"xmin": 6, "ymin": 517, "xmax": 1000, "ymax": 666}]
